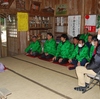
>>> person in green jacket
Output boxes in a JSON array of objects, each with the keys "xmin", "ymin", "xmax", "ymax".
[
  {"xmin": 25, "ymin": 36, "xmax": 42, "ymax": 56},
  {"xmin": 79, "ymin": 28, "xmax": 90, "ymax": 42},
  {"xmin": 52, "ymin": 34, "xmax": 71, "ymax": 64},
  {"xmin": 68, "ymin": 39, "xmax": 89, "ymax": 69},
  {"xmin": 85, "ymin": 35, "xmax": 95, "ymax": 62},
  {"xmin": 69, "ymin": 37, "xmax": 79, "ymax": 58},
  {"xmin": 40, "ymin": 33, "xmax": 57, "ymax": 60}
]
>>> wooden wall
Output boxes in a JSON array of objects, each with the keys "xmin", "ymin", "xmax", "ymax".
[
  {"xmin": 1, "ymin": 0, "xmax": 100, "ymax": 56},
  {"xmin": 30, "ymin": 0, "xmax": 98, "ymax": 15},
  {"xmin": 0, "ymin": 0, "xmax": 99, "ymax": 15}
]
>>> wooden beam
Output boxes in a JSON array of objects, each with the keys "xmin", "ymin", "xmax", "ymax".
[
  {"xmin": 0, "ymin": 22, "xmax": 2, "ymax": 57},
  {"xmin": 0, "ymin": 9, "xmax": 29, "ymax": 14},
  {"xmin": 8, "ymin": 0, "xmax": 14, "ymax": 8},
  {"xmin": 81, "ymin": 0, "xmax": 85, "ymax": 34}
]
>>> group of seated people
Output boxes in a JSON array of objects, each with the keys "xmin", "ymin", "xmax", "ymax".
[
  {"xmin": 25, "ymin": 28, "xmax": 100, "ymax": 92},
  {"xmin": 25, "ymin": 28, "xmax": 99, "ymax": 70}
]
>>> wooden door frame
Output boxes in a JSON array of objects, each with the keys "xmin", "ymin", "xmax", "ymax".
[{"xmin": 0, "ymin": 22, "xmax": 2, "ymax": 57}]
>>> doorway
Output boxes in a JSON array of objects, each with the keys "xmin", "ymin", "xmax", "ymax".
[{"xmin": 0, "ymin": 17, "xmax": 7, "ymax": 57}]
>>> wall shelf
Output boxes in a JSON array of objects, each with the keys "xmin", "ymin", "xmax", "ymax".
[
  {"xmin": 29, "ymin": 27, "xmax": 52, "ymax": 30},
  {"xmin": 55, "ymin": 32, "xmax": 67, "ymax": 34},
  {"xmin": 29, "ymin": 11, "xmax": 54, "ymax": 17}
]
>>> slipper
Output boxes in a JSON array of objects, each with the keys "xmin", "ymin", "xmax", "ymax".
[{"xmin": 74, "ymin": 86, "xmax": 86, "ymax": 91}]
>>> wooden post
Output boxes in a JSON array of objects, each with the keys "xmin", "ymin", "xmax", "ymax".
[
  {"xmin": 52, "ymin": 17, "xmax": 55, "ymax": 37},
  {"xmin": 0, "ymin": 20, "xmax": 2, "ymax": 57},
  {"xmin": 25, "ymin": 0, "xmax": 30, "ymax": 10},
  {"xmin": 81, "ymin": 0, "xmax": 85, "ymax": 34}
]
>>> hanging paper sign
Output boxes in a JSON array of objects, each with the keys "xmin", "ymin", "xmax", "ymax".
[
  {"xmin": 17, "ymin": 12, "xmax": 28, "ymax": 31},
  {"xmin": 68, "ymin": 15, "xmax": 81, "ymax": 37},
  {"xmin": 85, "ymin": 15, "xmax": 96, "ymax": 32}
]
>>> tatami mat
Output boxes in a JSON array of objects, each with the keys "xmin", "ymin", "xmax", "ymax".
[{"xmin": 0, "ymin": 54, "xmax": 100, "ymax": 99}]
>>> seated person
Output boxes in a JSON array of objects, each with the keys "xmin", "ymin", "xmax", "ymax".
[
  {"xmin": 91, "ymin": 36, "xmax": 98, "ymax": 55},
  {"xmin": 69, "ymin": 37, "xmax": 79, "ymax": 58},
  {"xmin": 52, "ymin": 34, "xmax": 71, "ymax": 64},
  {"xmin": 74, "ymin": 31, "xmax": 100, "ymax": 91},
  {"xmin": 40, "ymin": 33, "xmax": 57, "ymax": 60},
  {"xmin": 73, "ymin": 37, "xmax": 79, "ymax": 48},
  {"xmin": 85, "ymin": 35, "xmax": 95, "ymax": 62},
  {"xmin": 79, "ymin": 28, "xmax": 90, "ymax": 43},
  {"xmin": 25, "ymin": 36, "xmax": 42, "ymax": 57},
  {"xmin": 68, "ymin": 39, "xmax": 89, "ymax": 69}
]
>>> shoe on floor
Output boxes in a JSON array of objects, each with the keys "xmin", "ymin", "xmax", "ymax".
[
  {"xmin": 74, "ymin": 86, "xmax": 86, "ymax": 91},
  {"xmin": 69, "ymin": 66, "xmax": 76, "ymax": 70},
  {"xmin": 85, "ymin": 83, "xmax": 89, "ymax": 88}
]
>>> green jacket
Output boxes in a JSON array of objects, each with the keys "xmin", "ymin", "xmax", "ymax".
[
  {"xmin": 79, "ymin": 33, "xmax": 89, "ymax": 42},
  {"xmin": 56, "ymin": 40, "xmax": 71, "ymax": 58},
  {"xmin": 69, "ymin": 45, "xmax": 89, "ymax": 62},
  {"xmin": 44, "ymin": 38, "xmax": 57, "ymax": 56},
  {"xmin": 86, "ymin": 45, "xmax": 95, "ymax": 62},
  {"xmin": 25, "ymin": 40, "xmax": 42, "ymax": 53},
  {"xmin": 68, "ymin": 43, "xmax": 78, "ymax": 58}
]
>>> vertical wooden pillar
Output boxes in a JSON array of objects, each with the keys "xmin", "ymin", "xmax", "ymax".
[
  {"xmin": 0, "ymin": 23, "xmax": 2, "ymax": 57},
  {"xmin": 81, "ymin": 0, "xmax": 85, "ymax": 34},
  {"xmin": 25, "ymin": 0, "xmax": 30, "ymax": 10},
  {"xmin": 19, "ymin": 32, "xmax": 27, "ymax": 53},
  {"xmin": 52, "ymin": 17, "xmax": 55, "ymax": 36}
]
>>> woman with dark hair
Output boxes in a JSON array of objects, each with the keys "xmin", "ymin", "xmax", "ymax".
[
  {"xmin": 52, "ymin": 34, "xmax": 71, "ymax": 64},
  {"xmin": 40, "ymin": 33, "xmax": 57, "ymax": 60}
]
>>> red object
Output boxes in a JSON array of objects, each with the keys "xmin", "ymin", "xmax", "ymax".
[
  {"xmin": 26, "ymin": 54, "xmax": 35, "ymax": 58},
  {"xmin": 85, "ymin": 15, "xmax": 90, "ymax": 19},
  {"xmin": 3, "ymin": 65, "xmax": 7, "ymax": 70},
  {"xmin": 84, "ymin": 26, "xmax": 96, "ymax": 32}
]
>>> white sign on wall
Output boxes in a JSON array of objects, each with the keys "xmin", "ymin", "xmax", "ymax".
[
  {"xmin": 68, "ymin": 15, "xmax": 81, "ymax": 37},
  {"xmin": 85, "ymin": 15, "xmax": 96, "ymax": 32}
]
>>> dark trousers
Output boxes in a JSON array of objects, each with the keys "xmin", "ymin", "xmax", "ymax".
[
  {"xmin": 27, "ymin": 50, "xmax": 39, "ymax": 57},
  {"xmin": 31, "ymin": 52, "xmax": 39, "ymax": 57},
  {"xmin": 53, "ymin": 57, "xmax": 68, "ymax": 64},
  {"xmin": 40, "ymin": 53, "xmax": 54, "ymax": 60},
  {"xmin": 71, "ymin": 58, "xmax": 88, "ymax": 67}
]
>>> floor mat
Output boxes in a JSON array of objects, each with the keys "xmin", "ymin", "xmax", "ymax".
[
  {"xmin": 38, "ymin": 57, "xmax": 74, "ymax": 69},
  {"xmin": 38, "ymin": 56, "xmax": 52, "ymax": 62},
  {"xmin": 26, "ymin": 55, "xmax": 37, "ymax": 58},
  {"xmin": 53, "ymin": 62, "xmax": 74, "ymax": 69},
  {"xmin": 26, "ymin": 55, "xmax": 75, "ymax": 70}
]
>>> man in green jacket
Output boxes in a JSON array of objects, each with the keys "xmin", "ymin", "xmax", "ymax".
[
  {"xmin": 68, "ymin": 39, "xmax": 89, "ymax": 69},
  {"xmin": 25, "ymin": 36, "xmax": 42, "ymax": 56},
  {"xmin": 40, "ymin": 33, "xmax": 57, "ymax": 60},
  {"xmin": 52, "ymin": 34, "xmax": 71, "ymax": 64},
  {"xmin": 79, "ymin": 28, "xmax": 90, "ymax": 43},
  {"xmin": 69, "ymin": 37, "xmax": 79, "ymax": 57},
  {"xmin": 85, "ymin": 35, "xmax": 95, "ymax": 62}
]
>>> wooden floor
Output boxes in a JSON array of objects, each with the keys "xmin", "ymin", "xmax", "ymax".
[{"xmin": 0, "ymin": 54, "xmax": 100, "ymax": 99}]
